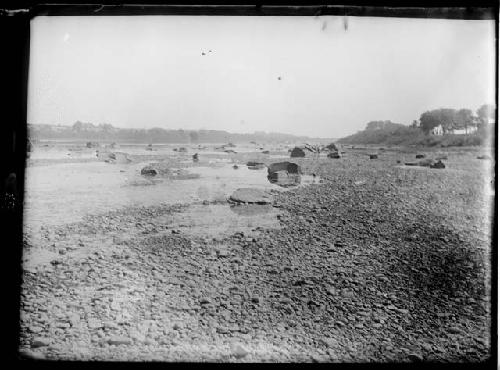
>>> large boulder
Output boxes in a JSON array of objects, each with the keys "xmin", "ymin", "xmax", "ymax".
[
  {"xmin": 416, "ymin": 154, "xmax": 426, "ymax": 159},
  {"xmin": 369, "ymin": 154, "xmax": 378, "ymax": 159},
  {"xmin": 290, "ymin": 147, "xmax": 305, "ymax": 158},
  {"xmin": 229, "ymin": 188, "xmax": 272, "ymax": 204},
  {"xmin": 86, "ymin": 141, "xmax": 99, "ymax": 148},
  {"xmin": 267, "ymin": 162, "xmax": 301, "ymax": 187},
  {"xmin": 193, "ymin": 153, "xmax": 199, "ymax": 162},
  {"xmin": 267, "ymin": 162, "xmax": 300, "ymax": 175}
]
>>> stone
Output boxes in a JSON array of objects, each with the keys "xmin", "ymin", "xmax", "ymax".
[
  {"xmin": 416, "ymin": 154, "xmax": 426, "ymax": 159},
  {"xmin": 408, "ymin": 353, "xmax": 424, "ymax": 361},
  {"xmin": 327, "ymin": 152, "xmax": 341, "ymax": 159},
  {"xmin": 322, "ymin": 338, "xmax": 338, "ymax": 347},
  {"xmin": 448, "ymin": 326, "xmax": 462, "ymax": 334},
  {"xmin": 141, "ymin": 166, "xmax": 158, "ymax": 176},
  {"xmin": 88, "ymin": 319, "xmax": 103, "ymax": 329},
  {"xmin": 369, "ymin": 154, "xmax": 378, "ymax": 159},
  {"xmin": 232, "ymin": 344, "xmax": 249, "ymax": 359},
  {"xmin": 19, "ymin": 349, "xmax": 45, "ymax": 360},
  {"xmin": 267, "ymin": 162, "xmax": 302, "ymax": 187},
  {"xmin": 107, "ymin": 336, "xmax": 132, "ymax": 345},
  {"xmin": 246, "ymin": 162, "xmax": 266, "ymax": 170},
  {"xmin": 430, "ymin": 160, "xmax": 445, "ymax": 169},
  {"xmin": 31, "ymin": 337, "xmax": 50, "ymax": 348},
  {"xmin": 229, "ymin": 188, "xmax": 272, "ymax": 204},
  {"xmin": 290, "ymin": 147, "xmax": 306, "ymax": 158}
]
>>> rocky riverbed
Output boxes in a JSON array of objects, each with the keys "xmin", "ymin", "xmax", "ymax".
[{"xmin": 19, "ymin": 145, "xmax": 493, "ymax": 362}]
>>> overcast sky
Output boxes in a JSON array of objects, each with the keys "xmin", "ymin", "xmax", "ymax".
[{"xmin": 27, "ymin": 16, "xmax": 495, "ymax": 138}]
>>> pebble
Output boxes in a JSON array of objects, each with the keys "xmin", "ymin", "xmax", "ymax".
[
  {"xmin": 107, "ymin": 336, "xmax": 132, "ymax": 346},
  {"xmin": 231, "ymin": 344, "xmax": 249, "ymax": 359},
  {"xmin": 31, "ymin": 337, "xmax": 50, "ymax": 348}
]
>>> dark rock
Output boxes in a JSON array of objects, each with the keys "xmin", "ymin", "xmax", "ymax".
[
  {"xmin": 193, "ymin": 153, "xmax": 199, "ymax": 162},
  {"xmin": 430, "ymin": 160, "xmax": 445, "ymax": 169},
  {"xmin": 246, "ymin": 162, "xmax": 266, "ymax": 170},
  {"xmin": 416, "ymin": 154, "xmax": 426, "ymax": 159},
  {"xmin": 141, "ymin": 166, "xmax": 159, "ymax": 176},
  {"xmin": 477, "ymin": 155, "xmax": 491, "ymax": 160},
  {"xmin": 290, "ymin": 147, "xmax": 306, "ymax": 158},
  {"xmin": 233, "ymin": 165, "xmax": 239, "ymax": 169},
  {"xmin": 267, "ymin": 162, "xmax": 302, "ymax": 187},
  {"xmin": 369, "ymin": 154, "xmax": 378, "ymax": 159}
]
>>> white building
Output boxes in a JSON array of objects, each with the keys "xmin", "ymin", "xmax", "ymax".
[
  {"xmin": 431, "ymin": 124, "xmax": 444, "ymax": 135},
  {"xmin": 451, "ymin": 126, "xmax": 478, "ymax": 135}
]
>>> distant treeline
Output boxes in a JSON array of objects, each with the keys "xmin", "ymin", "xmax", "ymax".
[
  {"xmin": 338, "ymin": 104, "xmax": 495, "ymax": 147},
  {"xmin": 28, "ymin": 121, "xmax": 322, "ymax": 144}
]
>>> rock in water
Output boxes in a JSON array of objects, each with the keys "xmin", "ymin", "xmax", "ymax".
[
  {"xmin": 141, "ymin": 166, "xmax": 159, "ymax": 176},
  {"xmin": 430, "ymin": 160, "xmax": 445, "ymax": 169},
  {"xmin": 267, "ymin": 162, "xmax": 301, "ymax": 187},
  {"xmin": 267, "ymin": 162, "xmax": 301, "ymax": 175},
  {"xmin": 246, "ymin": 162, "xmax": 266, "ymax": 170},
  {"xmin": 229, "ymin": 188, "xmax": 272, "ymax": 204}
]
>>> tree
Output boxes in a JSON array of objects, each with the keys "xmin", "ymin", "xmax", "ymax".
[
  {"xmin": 476, "ymin": 104, "xmax": 495, "ymax": 125},
  {"xmin": 419, "ymin": 109, "xmax": 457, "ymax": 134},
  {"xmin": 72, "ymin": 121, "xmax": 84, "ymax": 132},
  {"xmin": 455, "ymin": 109, "xmax": 474, "ymax": 133}
]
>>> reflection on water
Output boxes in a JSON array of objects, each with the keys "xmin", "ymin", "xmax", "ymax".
[
  {"xmin": 229, "ymin": 204, "xmax": 275, "ymax": 216},
  {"xmin": 24, "ymin": 161, "xmax": 287, "ymax": 230},
  {"xmin": 163, "ymin": 204, "xmax": 282, "ymax": 239}
]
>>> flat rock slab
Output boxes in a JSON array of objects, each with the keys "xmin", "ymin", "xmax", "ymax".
[{"xmin": 229, "ymin": 188, "xmax": 273, "ymax": 204}]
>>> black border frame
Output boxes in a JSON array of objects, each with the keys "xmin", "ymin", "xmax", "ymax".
[{"xmin": 1, "ymin": 2, "xmax": 497, "ymax": 369}]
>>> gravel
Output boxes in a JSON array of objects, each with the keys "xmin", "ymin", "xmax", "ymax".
[{"xmin": 19, "ymin": 147, "xmax": 492, "ymax": 362}]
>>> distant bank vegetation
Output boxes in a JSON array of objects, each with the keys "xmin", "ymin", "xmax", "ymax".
[
  {"xmin": 28, "ymin": 121, "xmax": 321, "ymax": 144},
  {"xmin": 338, "ymin": 104, "xmax": 495, "ymax": 147}
]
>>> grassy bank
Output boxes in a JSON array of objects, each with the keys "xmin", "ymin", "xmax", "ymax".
[{"xmin": 338, "ymin": 126, "xmax": 494, "ymax": 148}]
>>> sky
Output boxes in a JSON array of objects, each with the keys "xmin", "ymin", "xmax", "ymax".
[{"xmin": 27, "ymin": 15, "xmax": 495, "ymax": 138}]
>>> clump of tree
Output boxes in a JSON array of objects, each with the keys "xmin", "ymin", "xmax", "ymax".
[{"xmin": 418, "ymin": 104, "xmax": 495, "ymax": 134}]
